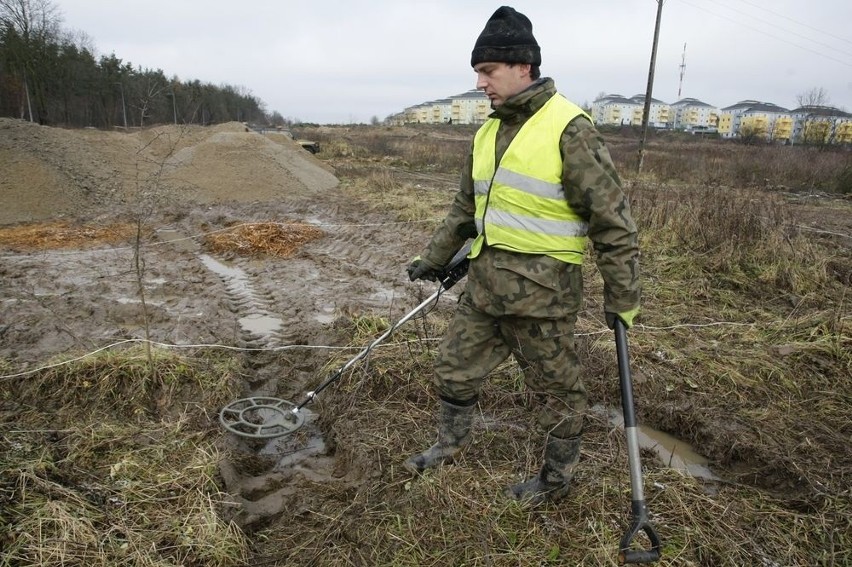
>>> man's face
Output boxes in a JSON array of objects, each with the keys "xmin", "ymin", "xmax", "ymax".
[{"xmin": 474, "ymin": 62, "xmax": 532, "ymax": 107}]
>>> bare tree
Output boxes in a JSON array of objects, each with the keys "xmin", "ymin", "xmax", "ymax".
[
  {"xmin": 796, "ymin": 88, "xmax": 836, "ymax": 146},
  {"xmin": 0, "ymin": 0, "xmax": 62, "ymax": 121},
  {"xmin": 0, "ymin": 0, "xmax": 61, "ymax": 40},
  {"xmin": 129, "ymin": 127, "xmax": 186, "ymax": 369},
  {"xmin": 796, "ymin": 87, "xmax": 830, "ymax": 108},
  {"xmin": 61, "ymin": 27, "xmax": 95, "ymax": 54},
  {"xmin": 133, "ymin": 79, "xmax": 164, "ymax": 127}
]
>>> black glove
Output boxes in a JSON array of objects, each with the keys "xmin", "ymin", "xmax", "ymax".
[
  {"xmin": 456, "ymin": 221, "xmax": 479, "ymax": 239},
  {"xmin": 407, "ymin": 256, "xmax": 440, "ymax": 282}
]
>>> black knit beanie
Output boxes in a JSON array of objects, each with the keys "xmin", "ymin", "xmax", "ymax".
[{"xmin": 471, "ymin": 6, "xmax": 541, "ymax": 67}]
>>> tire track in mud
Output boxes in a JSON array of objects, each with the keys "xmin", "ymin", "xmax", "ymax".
[
  {"xmin": 262, "ymin": 200, "xmax": 422, "ymax": 331},
  {"xmin": 163, "ymin": 200, "xmax": 428, "ymax": 528},
  {"xmin": 197, "ymin": 253, "xmax": 287, "ymax": 350},
  {"xmin": 157, "ymin": 228, "xmax": 288, "ymax": 350}
]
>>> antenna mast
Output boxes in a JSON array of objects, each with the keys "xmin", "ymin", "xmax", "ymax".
[{"xmin": 677, "ymin": 42, "xmax": 687, "ymax": 99}]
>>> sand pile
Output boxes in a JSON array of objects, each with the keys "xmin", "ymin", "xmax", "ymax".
[{"xmin": 0, "ymin": 119, "xmax": 339, "ymax": 225}]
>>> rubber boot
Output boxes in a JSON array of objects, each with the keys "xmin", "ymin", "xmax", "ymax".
[
  {"xmin": 403, "ymin": 399, "xmax": 475, "ymax": 474},
  {"xmin": 505, "ymin": 435, "xmax": 582, "ymax": 505}
]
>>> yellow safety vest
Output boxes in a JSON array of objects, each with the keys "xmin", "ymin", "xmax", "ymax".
[{"xmin": 470, "ymin": 94, "xmax": 591, "ymax": 264}]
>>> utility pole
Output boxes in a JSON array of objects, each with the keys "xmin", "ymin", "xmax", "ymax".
[
  {"xmin": 115, "ymin": 82, "xmax": 128, "ymax": 128},
  {"xmin": 677, "ymin": 43, "xmax": 687, "ymax": 99},
  {"xmin": 23, "ymin": 71, "xmax": 34, "ymax": 122},
  {"xmin": 637, "ymin": 0, "xmax": 664, "ymax": 175},
  {"xmin": 167, "ymin": 92, "xmax": 177, "ymax": 125}
]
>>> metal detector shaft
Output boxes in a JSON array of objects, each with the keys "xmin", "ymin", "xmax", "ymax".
[
  {"xmin": 293, "ymin": 289, "xmax": 442, "ymax": 411},
  {"xmin": 615, "ymin": 319, "xmax": 662, "ymax": 565},
  {"xmin": 292, "ymin": 242, "xmax": 472, "ymax": 413}
]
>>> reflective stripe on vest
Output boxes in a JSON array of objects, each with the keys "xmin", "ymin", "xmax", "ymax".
[{"xmin": 470, "ymin": 94, "xmax": 591, "ymax": 264}]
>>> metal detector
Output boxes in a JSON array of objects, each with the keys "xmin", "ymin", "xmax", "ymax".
[
  {"xmin": 219, "ymin": 243, "xmax": 472, "ymax": 440},
  {"xmin": 614, "ymin": 318, "xmax": 662, "ymax": 564}
]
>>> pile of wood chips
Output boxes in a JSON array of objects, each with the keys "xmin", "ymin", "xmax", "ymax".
[
  {"xmin": 0, "ymin": 221, "xmax": 136, "ymax": 250},
  {"xmin": 204, "ymin": 222, "xmax": 325, "ymax": 258}
]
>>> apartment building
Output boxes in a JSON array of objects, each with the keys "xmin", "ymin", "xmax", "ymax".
[
  {"xmin": 836, "ymin": 120, "xmax": 852, "ymax": 144},
  {"xmin": 719, "ymin": 101, "xmax": 792, "ymax": 141},
  {"xmin": 396, "ymin": 91, "xmax": 850, "ymax": 145},
  {"xmin": 400, "ymin": 89, "xmax": 489, "ymax": 125},
  {"xmin": 628, "ymin": 94, "xmax": 670, "ymax": 127},
  {"xmin": 450, "ymin": 89, "xmax": 491, "ymax": 125},
  {"xmin": 669, "ymin": 98, "xmax": 719, "ymax": 131},
  {"xmin": 591, "ymin": 94, "xmax": 669, "ymax": 128},
  {"xmin": 790, "ymin": 105, "xmax": 852, "ymax": 145},
  {"xmin": 591, "ymin": 94, "xmax": 634, "ymax": 125}
]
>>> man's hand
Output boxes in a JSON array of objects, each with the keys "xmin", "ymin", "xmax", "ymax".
[
  {"xmin": 407, "ymin": 256, "xmax": 441, "ymax": 282},
  {"xmin": 605, "ymin": 306, "xmax": 640, "ymax": 330}
]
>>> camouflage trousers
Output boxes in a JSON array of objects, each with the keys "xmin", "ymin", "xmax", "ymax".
[{"xmin": 434, "ymin": 246, "xmax": 587, "ymax": 438}]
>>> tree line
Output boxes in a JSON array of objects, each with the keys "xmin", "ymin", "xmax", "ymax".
[{"xmin": 0, "ymin": 0, "xmax": 268, "ymax": 128}]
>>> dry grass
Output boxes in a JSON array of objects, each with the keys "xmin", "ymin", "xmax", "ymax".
[
  {"xmin": 0, "ymin": 347, "xmax": 249, "ymax": 567},
  {"xmin": 247, "ymin": 127, "xmax": 851, "ymax": 565},
  {"xmin": 591, "ymin": 181, "xmax": 851, "ymax": 500},
  {"xmin": 296, "ymin": 124, "xmax": 471, "ymax": 173},
  {"xmin": 3, "ymin": 126, "xmax": 850, "ymax": 566},
  {"xmin": 251, "ymin": 314, "xmax": 849, "ymax": 565},
  {"xmin": 604, "ymin": 129, "xmax": 852, "ymax": 193},
  {"xmin": 203, "ymin": 221, "xmax": 324, "ymax": 258},
  {"xmin": 0, "ymin": 221, "xmax": 137, "ymax": 250}
]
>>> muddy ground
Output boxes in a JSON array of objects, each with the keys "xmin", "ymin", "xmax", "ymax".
[
  {"xmin": 0, "ymin": 118, "xmax": 421, "ymax": 365},
  {"xmin": 1, "ymin": 118, "xmax": 850, "ymax": 565},
  {"xmin": 0, "ymin": 117, "xmax": 454, "ymax": 531}
]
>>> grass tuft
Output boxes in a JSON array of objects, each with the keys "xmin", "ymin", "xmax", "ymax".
[{"xmin": 0, "ymin": 347, "xmax": 248, "ymax": 567}]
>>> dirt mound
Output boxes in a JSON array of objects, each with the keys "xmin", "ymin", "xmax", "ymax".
[{"xmin": 0, "ymin": 119, "xmax": 339, "ymax": 225}]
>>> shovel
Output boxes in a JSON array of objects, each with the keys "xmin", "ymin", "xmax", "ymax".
[{"xmin": 614, "ymin": 318, "xmax": 662, "ymax": 564}]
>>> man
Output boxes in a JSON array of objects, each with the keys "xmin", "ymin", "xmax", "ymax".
[{"xmin": 404, "ymin": 6, "xmax": 640, "ymax": 505}]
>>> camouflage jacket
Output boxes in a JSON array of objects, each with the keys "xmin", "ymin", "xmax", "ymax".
[{"xmin": 422, "ymin": 78, "xmax": 640, "ymax": 315}]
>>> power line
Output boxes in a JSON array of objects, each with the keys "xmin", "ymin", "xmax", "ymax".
[
  {"xmin": 708, "ymin": 0, "xmax": 852, "ymax": 59},
  {"xmin": 735, "ymin": 0, "xmax": 852, "ymax": 47},
  {"xmin": 678, "ymin": 0, "xmax": 852, "ymax": 68}
]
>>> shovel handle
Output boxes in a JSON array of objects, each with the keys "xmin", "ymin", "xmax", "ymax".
[
  {"xmin": 618, "ymin": 500, "xmax": 662, "ymax": 564},
  {"xmin": 614, "ymin": 319, "xmax": 662, "ymax": 565}
]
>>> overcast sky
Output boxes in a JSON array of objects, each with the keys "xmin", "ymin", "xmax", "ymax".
[{"xmin": 57, "ymin": 0, "xmax": 852, "ymax": 124}]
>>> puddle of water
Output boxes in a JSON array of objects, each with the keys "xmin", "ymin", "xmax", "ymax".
[
  {"xmin": 314, "ymin": 304, "xmax": 336, "ymax": 324},
  {"xmin": 255, "ymin": 407, "xmax": 327, "ymax": 469},
  {"xmin": 239, "ymin": 313, "xmax": 283, "ymax": 335},
  {"xmin": 602, "ymin": 406, "xmax": 718, "ymax": 481},
  {"xmin": 198, "ymin": 254, "xmax": 256, "ymax": 298},
  {"xmin": 198, "ymin": 254, "xmax": 242, "ymax": 279},
  {"xmin": 157, "ymin": 228, "xmax": 200, "ymax": 252},
  {"xmin": 369, "ymin": 288, "xmax": 395, "ymax": 303}
]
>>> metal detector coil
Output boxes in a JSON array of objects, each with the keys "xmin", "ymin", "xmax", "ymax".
[{"xmin": 219, "ymin": 397, "xmax": 305, "ymax": 439}]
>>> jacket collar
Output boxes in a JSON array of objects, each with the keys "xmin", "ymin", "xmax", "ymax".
[{"xmin": 490, "ymin": 78, "xmax": 556, "ymax": 123}]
